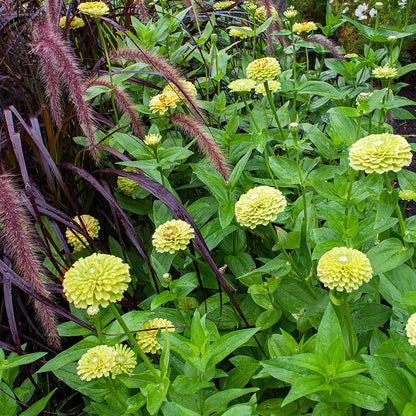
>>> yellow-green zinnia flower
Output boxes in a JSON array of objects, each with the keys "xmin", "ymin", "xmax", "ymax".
[
  {"xmin": 349, "ymin": 133, "xmax": 412, "ymax": 174},
  {"xmin": 152, "ymin": 219, "xmax": 195, "ymax": 254},
  {"xmin": 254, "ymin": 6, "xmax": 278, "ymax": 23},
  {"xmin": 229, "ymin": 27, "xmax": 253, "ymax": 39},
  {"xmin": 149, "ymin": 91, "xmax": 179, "ymax": 114},
  {"xmin": 77, "ymin": 1, "xmax": 109, "ymax": 16},
  {"xmin": 77, "ymin": 345, "xmax": 116, "ymax": 381},
  {"xmin": 63, "ymin": 253, "xmax": 131, "ymax": 308},
  {"xmin": 213, "ymin": 1, "xmax": 234, "ymax": 10},
  {"xmin": 246, "ymin": 57, "xmax": 281, "ymax": 83},
  {"xmin": 406, "ymin": 313, "xmax": 416, "ymax": 346},
  {"xmin": 111, "ymin": 344, "xmax": 137, "ymax": 378},
  {"xmin": 372, "ymin": 65, "xmax": 399, "ymax": 79},
  {"xmin": 227, "ymin": 79, "xmax": 256, "ymax": 93},
  {"xmin": 117, "ymin": 167, "xmax": 139, "ymax": 197},
  {"xmin": 144, "ymin": 133, "xmax": 162, "ymax": 148},
  {"xmin": 65, "ymin": 215, "xmax": 100, "ymax": 252},
  {"xmin": 283, "ymin": 6, "xmax": 298, "ymax": 19},
  {"xmin": 399, "ymin": 189, "xmax": 416, "ymax": 201},
  {"xmin": 317, "ymin": 247, "xmax": 373, "ymax": 292},
  {"xmin": 162, "ymin": 81, "xmax": 197, "ymax": 101},
  {"xmin": 136, "ymin": 318, "xmax": 175, "ymax": 354},
  {"xmin": 235, "ymin": 186, "xmax": 287, "ymax": 229},
  {"xmin": 293, "ymin": 21, "xmax": 317, "ymax": 34},
  {"xmin": 59, "ymin": 16, "xmax": 85, "ymax": 29},
  {"xmin": 254, "ymin": 80, "xmax": 281, "ymax": 95}
]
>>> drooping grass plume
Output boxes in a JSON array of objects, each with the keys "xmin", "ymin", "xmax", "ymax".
[
  {"xmin": 0, "ymin": 174, "xmax": 61, "ymax": 349},
  {"xmin": 134, "ymin": 0, "xmax": 151, "ymax": 22},
  {"xmin": 170, "ymin": 112, "xmax": 230, "ymax": 180},
  {"xmin": 86, "ymin": 77, "xmax": 145, "ymax": 139},
  {"xmin": 45, "ymin": 0, "xmax": 59, "ymax": 25},
  {"xmin": 306, "ymin": 36, "xmax": 347, "ymax": 61},
  {"xmin": 31, "ymin": 21, "xmax": 100, "ymax": 163},
  {"xmin": 111, "ymin": 47, "xmax": 203, "ymax": 120}
]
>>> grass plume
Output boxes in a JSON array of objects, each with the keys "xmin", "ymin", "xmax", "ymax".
[
  {"xmin": 0, "ymin": 174, "xmax": 61, "ymax": 349},
  {"xmin": 31, "ymin": 21, "xmax": 100, "ymax": 163},
  {"xmin": 86, "ymin": 77, "xmax": 145, "ymax": 139},
  {"xmin": 170, "ymin": 112, "xmax": 230, "ymax": 180}
]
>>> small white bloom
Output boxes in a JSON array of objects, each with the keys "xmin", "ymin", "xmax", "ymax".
[
  {"xmin": 355, "ymin": 3, "xmax": 368, "ymax": 20},
  {"xmin": 369, "ymin": 7, "xmax": 377, "ymax": 17}
]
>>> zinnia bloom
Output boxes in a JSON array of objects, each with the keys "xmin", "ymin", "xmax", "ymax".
[
  {"xmin": 77, "ymin": 345, "xmax": 116, "ymax": 381},
  {"xmin": 63, "ymin": 253, "xmax": 131, "ymax": 308},
  {"xmin": 372, "ymin": 65, "xmax": 399, "ymax": 79},
  {"xmin": 136, "ymin": 318, "xmax": 175, "ymax": 354},
  {"xmin": 59, "ymin": 16, "xmax": 85, "ymax": 29},
  {"xmin": 235, "ymin": 186, "xmax": 287, "ymax": 229},
  {"xmin": 144, "ymin": 133, "xmax": 162, "ymax": 148},
  {"xmin": 77, "ymin": 1, "xmax": 109, "ymax": 16},
  {"xmin": 149, "ymin": 91, "xmax": 180, "ymax": 114},
  {"xmin": 213, "ymin": 1, "xmax": 234, "ymax": 10},
  {"xmin": 162, "ymin": 81, "xmax": 197, "ymax": 101},
  {"xmin": 254, "ymin": 80, "xmax": 281, "ymax": 95},
  {"xmin": 399, "ymin": 190, "xmax": 416, "ymax": 201},
  {"xmin": 283, "ymin": 6, "xmax": 298, "ymax": 19},
  {"xmin": 65, "ymin": 215, "xmax": 100, "ymax": 252},
  {"xmin": 292, "ymin": 21, "xmax": 317, "ymax": 34},
  {"xmin": 345, "ymin": 53, "xmax": 359, "ymax": 59},
  {"xmin": 117, "ymin": 167, "xmax": 139, "ymax": 197},
  {"xmin": 246, "ymin": 57, "xmax": 281, "ymax": 83},
  {"xmin": 229, "ymin": 27, "xmax": 253, "ymax": 39},
  {"xmin": 227, "ymin": 79, "xmax": 256, "ymax": 93},
  {"xmin": 406, "ymin": 313, "xmax": 416, "ymax": 346},
  {"xmin": 317, "ymin": 247, "xmax": 373, "ymax": 292},
  {"xmin": 254, "ymin": 6, "xmax": 278, "ymax": 23},
  {"xmin": 152, "ymin": 219, "xmax": 195, "ymax": 254},
  {"xmin": 111, "ymin": 344, "xmax": 137, "ymax": 378},
  {"xmin": 349, "ymin": 133, "xmax": 412, "ymax": 174}
]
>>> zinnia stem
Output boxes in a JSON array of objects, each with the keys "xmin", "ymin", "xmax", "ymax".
[
  {"xmin": 109, "ymin": 303, "xmax": 161, "ymax": 381},
  {"xmin": 341, "ymin": 291, "xmax": 356, "ymax": 359},
  {"xmin": 264, "ymin": 81, "xmax": 285, "ymax": 139}
]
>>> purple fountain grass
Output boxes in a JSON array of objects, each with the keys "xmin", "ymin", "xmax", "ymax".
[
  {"xmin": 0, "ymin": 174, "xmax": 61, "ymax": 349},
  {"xmin": 305, "ymin": 35, "xmax": 347, "ymax": 61},
  {"xmin": 86, "ymin": 77, "xmax": 145, "ymax": 139},
  {"xmin": 111, "ymin": 47, "xmax": 203, "ymax": 120},
  {"xmin": 259, "ymin": 0, "xmax": 283, "ymax": 52},
  {"xmin": 170, "ymin": 113, "xmax": 230, "ymax": 180},
  {"xmin": 31, "ymin": 21, "xmax": 100, "ymax": 163},
  {"xmin": 134, "ymin": 0, "xmax": 151, "ymax": 22},
  {"xmin": 45, "ymin": 0, "xmax": 59, "ymax": 25}
]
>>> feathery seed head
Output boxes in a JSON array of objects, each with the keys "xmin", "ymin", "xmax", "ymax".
[
  {"xmin": 246, "ymin": 57, "xmax": 281, "ymax": 82},
  {"xmin": 66, "ymin": 215, "xmax": 100, "ymax": 252},
  {"xmin": 317, "ymin": 247, "xmax": 373, "ymax": 292},
  {"xmin": 235, "ymin": 186, "xmax": 287, "ymax": 229},
  {"xmin": 136, "ymin": 318, "xmax": 175, "ymax": 354},
  {"xmin": 152, "ymin": 219, "xmax": 195, "ymax": 254},
  {"xmin": 63, "ymin": 253, "xmax": 131, "ymax": 308},
  {"xmin": 349, "ymin": 133, "xmax": 412, "ymax": 174}
]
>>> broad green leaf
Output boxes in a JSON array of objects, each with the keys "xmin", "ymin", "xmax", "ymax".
[
  {"xmin": 257, "ymin": 398, "xmax": 299, "ymax": 416},
  {"xmin": 204, "ymin": 388, "xmax": 259, "ymax": 414},
  {"xmin": 20, "ymin": 389, "xmax": 56, "ymax": 416},
  {"xmin": 221, "ymin": 404, "xmax": 254, "ymax": 416},
  {"xmin": 374, "ymin": 189, "xmax": 398, "ymax": 228},
  {"xmin": 366, "ymin": 238, "xmax": 414, "ymax": 275},
  {"xmin": 146, "ymin": 377, "xmax": 170, "ymax": 415},
  {"xmin": 219, "ymin": 200, "xmax": 236, "ymax": 229},
  {"xmin": 262, "ymin": 357, "xmax": 312, "ymax": 384},
  {"xmin": 350, "ymin": 303, "xmax": 391, "ymax": 333},
  {"xmin": 151, "ymin": 291, "xmax": 176, "ymax": 310},
  {"xmin": 282, "ymin": 374, "xmax": 330, "ymax": 406},
  {"xmin": 398, "ymin": 169, "xmax": 416, "ymax": 193},
  {"xmin": 291, "ymin": 353, "xmax": 327, "ymax": 377},
  {"xmin": 298, "ymin": 81, "xmax": 343, "ymax": 99},
  {"xmin": 228, "ymin": 149, "xmax": 252, "ymax": 191},
  {"xmin": 390, "ymin": 331, "xmax": 416, "ymax": 375},
  {"xmin": 0, "ymin": 382, "xmax": 17, "ymax": 416},
  {"xmin": 334, "ymin": 360, "xmax": 368, "ymax": 379},
  {"xmin": 256, "ymin": 308, "xmax": 282, "ymax": 330},
  {"xmin": 1, "ymin": 352, "xmax": 46, "ymax": 370}
]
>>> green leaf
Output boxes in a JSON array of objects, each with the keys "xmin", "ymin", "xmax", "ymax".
[
  {"xmin": 151, "ymin": 291, "xmax": 176, "ymax": 310},
  {"xmin": 269, "ymin": 156, "xmax": 305, "ymax": 185},
  {"xmin": 350, "ymin": 303, "xmax": 391, "ymax": 333},
  {"xmin": 20, "ymin": 389, "xmax": 56, "ymax": 416},
  {"xmin": 404, "ymin": 216, "xmax": 416, "ymax": 242},
  {"xmin": 282, "ymin": 374, "xmax": 330, "ymax": 406},
  {"xmin": 256, "ymin": 308, "xmax": 282, "ymax": 330},
  {"xmin": 298, "ymin": 81, "xmax": 343, "ymax": 99},
  {"xmin": 207, "ymin": 328, "xmax": 258, "ymax": 369},
  {"xmin": 327, "ymin": 107, "xmax": 360, "ymax": 117},
  {"xmin": 221, "ymin": 404, "xmax": 254, "ymax": 416},
  {"xmin": 0, "ymin": 382, "xmax": 17, "ymax": 416},
  {"xmin": 146, "ymin": 377, "xmax": 170, "ymax": 415},
  {"xmin": 390, "ymin": 331, "xmax": 416, "ymax": 375},
  {"xmin": 256, "ymin": 398, "xmax": 299, "ymax": 416},
  {"xmin": 1, "ymin": 352, "xmax": 47, "ymax": 370},
  {"xmin": 374, "ymin": 189, "xmax": 398, "ymax": 228},
  {"xmin": 219, "ymin": 200, "xmax": 236, "ymax": 229},
  {"xmin": 334, "ymin": 360, "xmax": 368, "ymax": 379},
  {"xmin": 366, "ymin": 238, "xmax": 414, "ymax": 275},
  {"xmin": 126, "ymin": 392, "xmax": 146, "ymax": 414},
  {"xmin": 228, "ymin": 149, "xmax": 252, "ymax": 191},
  {"xmin": 398, "ymin": 169, "xmax": 416, "ymax": 193},
  {"xmin": 262, "ymin": 357, "xmax": 312, "ymax": 384},
  {"xmin": 203, "ymin": 388, "xmax": 259, "ymax": 414}
]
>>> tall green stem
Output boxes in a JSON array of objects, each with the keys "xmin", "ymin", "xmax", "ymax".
[
  {"xmin": 242, "ymin": 95, "xmax": 260, "ymax": 132},
  {"xmin": 341, "ymin": 291, "xmax": 356, "ymax": 359},
  {"xmin": 109, "ymin": 303, "xmax": 161, "ymax": 381},
  {"xmin": 264, "ymin": 81, "xmax": 285, "ymax": 139},
  {"xmin": 264, "ymin": 145, "xmax": 279, "ymax": 189},
  {"xmin": 190, "ymin": 0, "xmax": 202, "ymax": 36}
]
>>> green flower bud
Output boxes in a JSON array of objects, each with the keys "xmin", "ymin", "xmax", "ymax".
[
  {"xmin": 178, "ymin": 297, "xmax": 199, "ymax": 311},
  {"xmin": 288, "ymin": 122, "xmax": 300, "ymax": 134}
]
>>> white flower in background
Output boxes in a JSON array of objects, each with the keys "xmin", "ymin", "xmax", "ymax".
[
  {"xmin": 398, "ymin": 0, "xmax": 406, "ymax": 7},
  {"xmin": 369, "ymin": 7, "xmax": 377, "ymax": 17},
  {"xmin": 342, "ymin": 7, "xmax": 349, "ymax": 13},
  {"xmin": 355, "ymin": 3, "xmax": 368, "ymax": 20}
]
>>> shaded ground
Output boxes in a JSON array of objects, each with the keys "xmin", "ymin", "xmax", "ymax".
[{"xmin": 393, "ymin": 83, "xmax": 416, "ymax": 216}]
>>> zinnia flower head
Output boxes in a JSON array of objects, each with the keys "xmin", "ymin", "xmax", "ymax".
[
  {"xmin": 227, "ymin": 79, "xmax": 256, "ymax": 93},
  {"xmin": 152, "ymin": 219, "xmax": 195, "ymax": 254},
  {"xmin": 213, "ymin": 1, "xmax": 234, "ymax": 10},
  {"xmin": 77, "ymin": 1, "xmax": 109, "ymax": 16},
  {"xmin": 246, "ymin": 57, "xmax": 281, "ymax": 83},
  {"xmin": 111, "ymin": 344, "xmax": 137, "ymax": 378},
  {"xmin": 372, "ymin": 65, "xmax": 399, "ymax": 79},
  {"xmin": 254, "ymin": 80, "xmax": 281, "ymax": 95},
  {"xmin": 349, "ymin": 133, "xmax": 412, "ymax": 174},
  {"xmin": 345, "ymin": 53, "xmax": 359, "ymax": 59},
  {"xmin": 117, "ymin": 167, "xmax": 139, "ymax": 197},
  {"xmin": 293, "ymin": 21, "xmax": 317, "ymax": 34},
  {"xmin": 65, "ymin": 215, "xmax": 100, "ymax": 252},
  {"xmin": 406, "ymin": 313, "xmax": 416, "ymax": 346},
  {"xmin": 59, "ymin": 16, "xmax": 85, "ymax": 29},
  {"xmin": 162, "ymin": 81, "xmax": 197, "ymax": 101},
  {"xmin": 254, "ymin": 6, "xmax": 278, "ymax": 23},
  {"xmin": 356, "ymin": 92, "xmax": 372, "ymax": 106},
  {"xmin": 77, "ymin": 345, "xmax": 116, "ymax": 381},
  {"xmin": 229, "ymin": 27, "xmax": 253, "ymax": 39},
  {"xmin": 235, "ymin": 186, "xmax": 287, "ymax": 229},
  {"xmin": 136, "ymin": 318, "xmax": 175, "ymax": 354},
  {"xmin": 149, "ymin": 91, "xmax": 179, "ymax": 114},
  {"xmin": 283, "ymin": 6, "xmax": 298, "ymax": 19},
  {"xmin": 144, "ymin": 133, "xmax": 162, "ymax": 148},
  {"xmin": 63, "ymin": 253, "xmax": 131, "ymax": 308},
  {"xmin": 399, "ymin": 189, "xmax": 416, "ymax": 201},
  {"xmin": 317, "ymin": 247, "xmax": 373, "ymax": 292},
  {"xmin": 245, "ymin": 0, "xmax": 257, "ymax": 12}
]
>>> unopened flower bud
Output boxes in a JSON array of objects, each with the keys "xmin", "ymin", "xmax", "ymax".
[
  {"xmin": 288, "ymin": 122, "xmax": 300, "ymax": 134},
  {"xmin": 178, "ymin": 296, "xmax": 198, "ymax": 311},
  {"xmin": 356, "ymin": 92, "xmax": 371, "ymax": 105},
  {"xmin": 87, "ymin": 305, "xmax": 100, "ymax": 317},
  {"xmin": 375, "ymin": 2, "xmax": 383, "ymax": 10},
  {"xmin": 161, "ymin": 273, "xmax": 172, "ymax": 283},
  {"xmin": 211, "ymin": 33, "xmax": 218, "ymax": 43},
  {"xmin": 388, "ymin": 35, "xmax": 397, "ymax": 43}
]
